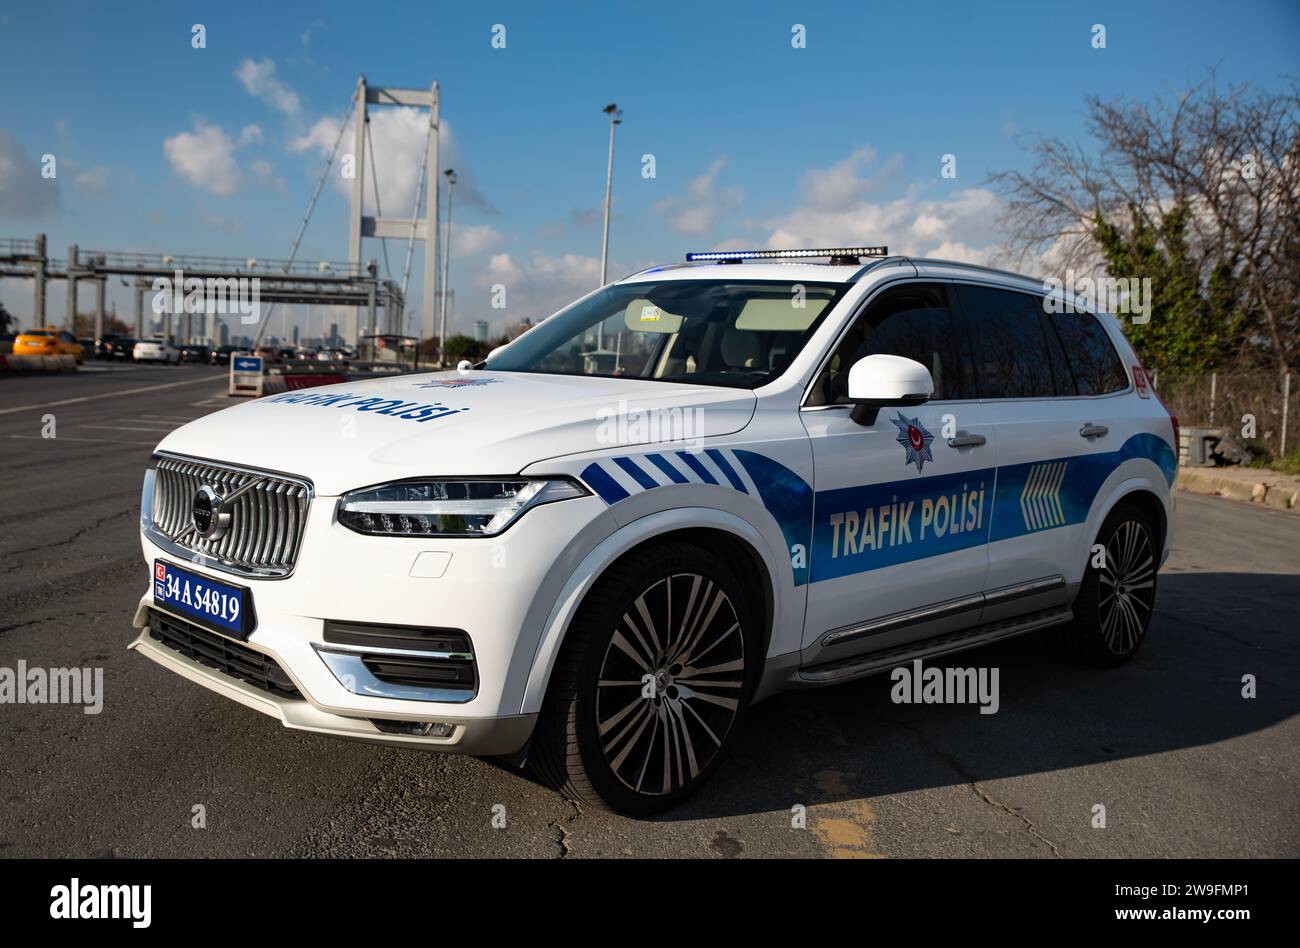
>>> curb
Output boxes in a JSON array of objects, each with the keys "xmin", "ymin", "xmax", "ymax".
[{"xmin": 1176, "ymin": 467, "xmax": 1300, "ymax": 513}]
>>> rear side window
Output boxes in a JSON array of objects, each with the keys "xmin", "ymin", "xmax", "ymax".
[
  {"xmin": 1048, "ymin": 311, "xmax": 1129, "ymax": 395},
  {"xmin": 959, "ymin": 284, "xmax": 1057, "ymax": 399},
  {"xmin": 809, "ymin": 282, "xmax": 969, "ymax": 404}
]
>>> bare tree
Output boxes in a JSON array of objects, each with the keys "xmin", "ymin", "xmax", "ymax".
[{"xmin": 990, "ymin": 73, "xmax": 1299, "ymax": 382}]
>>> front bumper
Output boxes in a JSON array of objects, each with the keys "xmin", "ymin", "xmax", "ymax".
[
  {"xmin": 129, "ymin": 602, "xmax": 537, "ymax": 754},
  {"xmin": 132, "ymin": 485, "xmax": 611, "ymax": 754}
]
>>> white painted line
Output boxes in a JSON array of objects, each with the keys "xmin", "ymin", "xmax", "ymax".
[
  {"xmin": 0, "ymin": 375, "xmax": 223, "ymax": 416},
  {"xmin": 8, "ymin": 434, "xmax": 156, "ymax": 446},
  {"xmin": 85, "ymin": 425, "xmax": 172, "ymax": 433}
]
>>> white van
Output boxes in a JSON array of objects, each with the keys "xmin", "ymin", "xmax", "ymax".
[{"xmin": 132, "ymin": 248, "xmax": 1177, "ymax": 815}]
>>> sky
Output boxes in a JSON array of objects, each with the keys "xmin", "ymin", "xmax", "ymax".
[{"xmin": 0, "ymin": 0, "xmax": 1297, "ymax": 340}]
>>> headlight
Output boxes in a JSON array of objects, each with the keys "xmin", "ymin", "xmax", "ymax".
[{"xmin": 337, "ymin": 478, "xmax": 589, "ymax": 537}]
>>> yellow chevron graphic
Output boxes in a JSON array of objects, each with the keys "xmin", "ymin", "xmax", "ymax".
[{"xmin": 1020, "ymin": 461, "xmax": 1068, "ymax": 531}]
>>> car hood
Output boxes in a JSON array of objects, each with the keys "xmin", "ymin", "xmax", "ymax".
[{"xmin": 155, "ymin": 370, "xmax": 757, "ymax": 495}]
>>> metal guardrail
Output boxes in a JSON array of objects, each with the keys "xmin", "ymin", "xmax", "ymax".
[
  {"xmin": 79, "ymin": 250, "xmax": 364, "ymax": 278},
  {"xmin": 0, "ymin": 238, "xmax": 39, "ymax": 258}
]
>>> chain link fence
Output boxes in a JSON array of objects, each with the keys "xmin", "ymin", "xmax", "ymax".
[{"xmin": 1152, "ymin": 370, "xmax": 1297, "ymax": 460}]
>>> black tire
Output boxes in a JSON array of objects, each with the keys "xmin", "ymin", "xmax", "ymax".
[
  {"xmin": 530, "ymin": 540, "xmax": 758, "ymax": 816},
  {"xmin": 1066, "ymin": 501, "xmax": 1159, "ymax": 666}
]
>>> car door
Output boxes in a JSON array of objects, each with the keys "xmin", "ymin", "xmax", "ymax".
[
  {"xmin": 956, "ymin": 283, "xmax": 1123, "ymax": 620},
  {"xmin": 799, "ymin": 281, "xmax": 997, "ymax": 663}
]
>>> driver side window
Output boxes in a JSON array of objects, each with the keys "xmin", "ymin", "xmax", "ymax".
[{"xmin": 808, "ymin": 283, "xmax": 970, "ymax": 405}]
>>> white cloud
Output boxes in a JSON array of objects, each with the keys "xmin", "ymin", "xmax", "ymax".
[
  {"xmin": 234, "ymin": 58, "xmax": 301, "ymax": 117},
  {"xmin": 655, "ymin": 157, "xmax": 743, "ymax": 234},
  {"xmin": 763, "ymin": 147, "xmax": 1005, "ymax": 262},
  {"xmin": 163, "ymin": 122, "xmax": 246, "ymax": 196},
  {"xmin": 477, "ymin": 251, "xmax": 614, "ymax": 322},
  {"xmin": 452, "ymin": 223, "xmax": 502, "ymax": 257},
  {"xmin": 0, "ymin": 131, "xmax": 60, "ymax": 218},
  {"xmin": 74, "ymin": 165, "xmax": 110, "ymax": 195},
  {"xmin": 798, "ymin": 146, "xmax": 889, "ymax": 209}
]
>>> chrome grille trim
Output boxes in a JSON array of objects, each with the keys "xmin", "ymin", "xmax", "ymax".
[{"xmin": 143, "ymin": 454, "xmax": 314, "ymax": 579}]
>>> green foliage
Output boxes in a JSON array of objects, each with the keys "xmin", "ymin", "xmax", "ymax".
[
  {"xmin": 443, "ymin": 334, "xmax": 489, "ymax": 364},
  {"xmin": 1092, "ymin": 203, "xmax": 1244, "ymax": 375}
]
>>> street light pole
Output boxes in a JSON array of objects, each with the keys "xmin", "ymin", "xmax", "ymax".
[
  {"xmin": 439, "ymin": 168, "xmax": 457, "ymax": 367},
  {"xmin": 599, "ymin": 103, "xmax": 623, "ymax": 287},
  {"xmin": 598, "ymin": 103, "xmax": 622, "ymax": 351}
]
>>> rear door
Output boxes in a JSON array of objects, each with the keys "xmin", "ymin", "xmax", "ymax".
[
  {"xmin": 957, "ymin": 283, "xmax": 1131, "ymax": 620},
  {"xmin": 800, "ymin": 282, "xmax": 997, "ymax": 662}
]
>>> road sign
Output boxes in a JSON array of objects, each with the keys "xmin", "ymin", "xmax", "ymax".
[{"xmin": 229, "ymin": 354, "xmax": 264, "ymax": 397}]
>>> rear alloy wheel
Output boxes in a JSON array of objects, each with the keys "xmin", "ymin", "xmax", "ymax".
[
  {"xmin": 1067, "ymin": 502, "xmax": 1158, "ymax": 666},
  {"xmin": 531, "ymin": 541, "xmax": 756, "ymax": 815}
]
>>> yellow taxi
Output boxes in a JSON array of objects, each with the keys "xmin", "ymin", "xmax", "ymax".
[{"xmin": 12, "ymin": 327, "xmax": 85, "ymax": 363}]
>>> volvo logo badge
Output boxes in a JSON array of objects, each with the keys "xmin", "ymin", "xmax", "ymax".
[{"xmin": 192, "ymin": 485, "xmax": 231, "ymax": 540}]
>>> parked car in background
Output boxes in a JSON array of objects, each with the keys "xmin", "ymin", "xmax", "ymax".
[
  {"xmin": 101, "ymin": 336, "xmax": 137, "ymax": 360},
  {"xmin": 210, "ymin": 345, "xmax": 244, "ymax": 366},
  {"xmin": 179, "ymin": 344, "xmax": 212, "ymax": 364},
  {"xmin": 13, "ymin": 328, "xmax": 84, "ymax": 363},
  {"xmin": 95, "ymin": 333, "xmax": 123, "ymax": 359},
  {"xmin": 134, "ymin": 337, "xmax": 180, "ymax": 364}
]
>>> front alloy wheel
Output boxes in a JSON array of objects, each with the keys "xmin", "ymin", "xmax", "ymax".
[{"xmin": 531, "ymin": 541, "xmax": 755, "ymax": 815}]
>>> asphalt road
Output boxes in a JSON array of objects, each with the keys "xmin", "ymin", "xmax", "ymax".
[{"xmin": 1, "ymin": 363, "xmax": 1297, "ymax": 858}]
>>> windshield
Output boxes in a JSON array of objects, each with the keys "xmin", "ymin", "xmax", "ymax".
[{"xmin": 485, "ymin": 279, "xmax": 847, "ymax": 389}]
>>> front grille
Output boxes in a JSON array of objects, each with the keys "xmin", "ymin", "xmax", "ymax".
[
  {"xmin": 147, "ymin": 608, "xmax": 303, "ymax": 700},
  {"xmin": 149, "ymin": 455, "xmax": 311, "ymax": 576}
]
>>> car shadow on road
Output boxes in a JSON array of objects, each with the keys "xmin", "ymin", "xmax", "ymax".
[{"xmin": 637, "ymin": 570, "xmax": 1300, "ymax": 822}]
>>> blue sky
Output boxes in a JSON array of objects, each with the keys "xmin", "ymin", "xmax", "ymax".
[{"xmin": 1, "ymin": 0, "xmax": 1297, "ymax": 338}]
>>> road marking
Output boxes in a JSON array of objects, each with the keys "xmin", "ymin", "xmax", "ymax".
[
  {"xmin": 86, "ymin": 425, "xmax": 174, "ymax": 433},
  {"xmin": 0, "ymin": 375, "xmax": 223, "ymax": 416},
  {"xmin": 8, "ymin": 434, "xmax": 157, "ymax": 446}
]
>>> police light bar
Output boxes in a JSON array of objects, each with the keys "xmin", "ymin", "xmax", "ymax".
[{"xmin": 685, "ymin": 246, "xmax": 888, "ymax": 263}]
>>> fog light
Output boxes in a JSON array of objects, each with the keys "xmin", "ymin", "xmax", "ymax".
[{"xmin": 371, "ymin": 719, "xmax": 455, "ymax": 738}]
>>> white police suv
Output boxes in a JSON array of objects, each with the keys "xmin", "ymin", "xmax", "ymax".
[{"xmin": 132, "ymin": 248, "xmax": 1177, "ymax": 815}]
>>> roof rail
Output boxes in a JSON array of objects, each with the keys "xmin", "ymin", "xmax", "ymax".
[{"xmin": 849, "ymin": 255, "xmax": 917, "ymax": 281}]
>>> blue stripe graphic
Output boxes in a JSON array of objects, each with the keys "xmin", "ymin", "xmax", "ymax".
[
  {"xmin": 613, "ymin": 456, "xmax": 659, "ymax": 490},
  {"xmin": 646, "ymin": 453, "xmax": 689, "ymax": 484},
  {"xmin": 580, "ymin": 462, "xmax": 630, "ymax": 504},
  {"xmin": 675, "ymin": 451, "xmax": 718, "ymax": 484},
  {"xmin": 705, "ymin": 449, "xmax": 748, "ymax": 493}
]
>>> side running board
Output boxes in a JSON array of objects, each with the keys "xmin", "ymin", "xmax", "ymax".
[{"xmin": 798, "ymin": 606, "xmax": 1074, "ymax": 684}]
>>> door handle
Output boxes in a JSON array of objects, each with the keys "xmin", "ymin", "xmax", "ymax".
[
  {"xmin": 1080, "ymin": 424, "xmax": 1109, "ymax": 439},
  {"xmin": 947, "ymin": 433, "xmax": 987, "ymax": 448}
]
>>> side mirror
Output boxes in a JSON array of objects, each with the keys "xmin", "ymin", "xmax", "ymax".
[{"xmin": 846, "ymin": 353, "xmax": 934, "ymax": 425}]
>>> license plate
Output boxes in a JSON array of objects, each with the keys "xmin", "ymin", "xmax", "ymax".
[{"xmin": 153, "ymin": 559, "xmax": 253, "ymax": 638}]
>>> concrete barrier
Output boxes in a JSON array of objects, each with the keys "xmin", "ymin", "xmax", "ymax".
[
  {"xmin": 1176, "ymin": 466, "xmax": 1300, "ymax": 513},
  {"xmin": 0, "ymin": 353, "xmax": 78, "ymax": 373}
]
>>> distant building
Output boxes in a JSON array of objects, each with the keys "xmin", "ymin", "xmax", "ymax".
[{"xmin": 473, "ymin": 320, "xmax": 489, "ymax": 343}]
